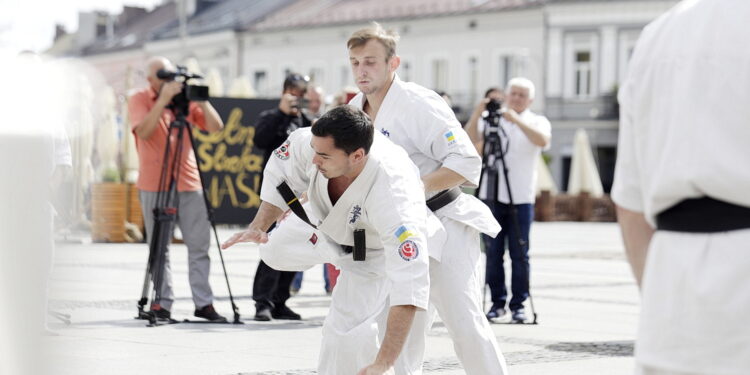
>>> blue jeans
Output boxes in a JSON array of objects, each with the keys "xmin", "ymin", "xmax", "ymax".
[{"xmin": 483, "ymin": 201, "xmax": 534, "ymax": 312}]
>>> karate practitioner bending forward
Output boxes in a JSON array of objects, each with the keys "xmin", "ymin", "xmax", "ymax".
[{"xmin": 223, "ymin": 105, "xmax": 443, "ymax": 375}]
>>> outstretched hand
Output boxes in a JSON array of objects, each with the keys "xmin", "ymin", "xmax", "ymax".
[{"xmin": 221, "ymin": 227, "xmax": 268, "ymax": 250}]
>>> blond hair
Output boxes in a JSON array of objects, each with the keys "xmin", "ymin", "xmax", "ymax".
[{"xmin": 347, "ymin": 22, "xmax": 400, "ymax": 60}]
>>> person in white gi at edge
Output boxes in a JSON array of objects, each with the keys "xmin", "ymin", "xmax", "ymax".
[{"xmin": 613, "ymin": 0, "xmax": 750, "ymax": 374}]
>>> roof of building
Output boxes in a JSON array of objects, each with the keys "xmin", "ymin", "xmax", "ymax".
[
  {"xmin": 83, "ymin": 2, "xmax": 179, "ymax": 55},
  {"xmin": 152, "ymin": 0, "xmax": 297, "ymax": 39},
  {"xmin": 249, "ymin": 0, "xmax": 544, "ymax": 31}
]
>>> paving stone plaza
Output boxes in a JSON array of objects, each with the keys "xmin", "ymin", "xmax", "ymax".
[{"xmin": 44, "ymin": 222, "xmax": 638, "ymax": 374}]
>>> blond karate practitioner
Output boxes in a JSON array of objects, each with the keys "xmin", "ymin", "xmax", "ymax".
[
  {"xmin": 223, "ymin": 105, "xmax": 446, "ymax": 375},
  {"xmin": 347, "ymin": 24, "xmax": 508, "ymax": 374}
]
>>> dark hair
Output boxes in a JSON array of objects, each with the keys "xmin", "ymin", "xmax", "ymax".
[
  {"xmin": 311, "ymin": 105, "xmax": 374, "ymax": 155},
  {"xmin": 283, "ymin": 73, "xmax": 309, "ymax": 92},
  {"xmin": 484, "ymin": 87, "xmax": 502, "ymax": 98}
]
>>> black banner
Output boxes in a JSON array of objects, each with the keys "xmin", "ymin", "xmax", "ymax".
[{"xmin": 192, "ymin": 97, "xmax": 277, "ymax": 224}]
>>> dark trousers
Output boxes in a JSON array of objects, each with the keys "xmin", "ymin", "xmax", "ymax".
[
  {"xmin": 483, "ymin": 201, "xmax": 534, "ymax": 312},
  {"xmin": 252, "ymin": 260, "xmax": 295, "ymax": 310}
]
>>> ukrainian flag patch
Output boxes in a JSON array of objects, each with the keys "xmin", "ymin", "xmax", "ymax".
[
  {"xmin": 394, "ymin": 225, "xmax": 415, "ymax": 242},
  {"xmin": 444, "ymin": 131, "xmax": 457, "ymax": 146}
]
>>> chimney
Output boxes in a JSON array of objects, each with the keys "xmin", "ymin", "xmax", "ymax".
[
  {"xmin": 54, "ymin": 24, "xmax": 67, "ymax": 42},
  {"xmin": 119, "ymin": 6, "xmax": 147, "ymax": 27}
]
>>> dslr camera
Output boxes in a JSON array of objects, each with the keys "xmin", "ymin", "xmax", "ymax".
[
  {"xmin": 483, "ymin": 98, "xmax": 504, "ymax": 129},
  {"xmin": 156, "ymin": 65, "xmax": 210, "ymax": 115}
]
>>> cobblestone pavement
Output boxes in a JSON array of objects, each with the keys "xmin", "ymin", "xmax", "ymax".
[{"xmin": 42, "ymin": 222, "xmax": 639, "ymax": 374}]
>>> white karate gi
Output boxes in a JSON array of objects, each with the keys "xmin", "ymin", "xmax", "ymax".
[
  {"xmin": 349, "ymin": 76, "xmax": 508, "ymax": 375},
  {"xmin": 259, "ymin": 128, "xmax": 442, "ymax": 374},
  {"xmin": 613, "ymin": 1, "xmax": 750, "ymax": 374}
]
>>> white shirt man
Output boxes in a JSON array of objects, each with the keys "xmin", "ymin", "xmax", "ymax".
[
  {"xmin": 475, "ymin": 104, "xmax": 551, "ymax": 204},
  {"xmin": 613, "ymin": 1, "xmax": 750, "ymax": 374},
  {"xmin": 466, "ymin": 78, "xmax": 551, "ymax": 323}
]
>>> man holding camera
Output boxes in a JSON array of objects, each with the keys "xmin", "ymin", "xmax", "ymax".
[
  {"xmin": 251, "ymin": 73, "xmax": 312, "ymax": 321},
  {"xmin": 128, "ymin": 56, "xmax": 226, "ymax": 322},
  {"xmin": 465, "ymin": 78, "xmax": 551, "ymax": 323}
]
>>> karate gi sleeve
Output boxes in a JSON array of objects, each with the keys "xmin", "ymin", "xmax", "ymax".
[
  {"xmin": 366, "ymin": 166, "xmax": 431, "ymax": 310},
  {"xmin": 259, "ymin": 128, "xmax": 314, "ymax": 211},
  {"xmin": 611, "ymin": 80, "xmax": 644, "ymax": 213},
  {"xmin": 412, "ymin": 94, "xmax": 483, "ymax": 187}
]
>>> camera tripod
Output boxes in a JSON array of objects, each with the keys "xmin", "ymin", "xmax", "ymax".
[
  {"xmin": 477, "ymin": 109, "xmax": 538, "ymax": 325},
  {"xmin": 135, "ymin": 105, "xmax": 241, "ymax": 327}
]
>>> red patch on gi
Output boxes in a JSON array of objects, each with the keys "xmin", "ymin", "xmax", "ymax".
[
  {"xmin": 274, "ymin": 140, "xmax": 290, "ymax": 160},
  {"xmin": 309, "ymin": 233, "xmax": 318, "ymax": 245},
  {"xmin": 398, "ymin": 240, "xmax": 419, "ymax": 261}
]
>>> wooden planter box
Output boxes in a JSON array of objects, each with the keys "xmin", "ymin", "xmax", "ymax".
[
  {"xmin": 127, "ymin": 183, "xmax": 144, "ymax": 234},
  {"xmin": 535, "ymin": 191, "xmax": 616, "ymax": 222},
  {"xmin": 91, "ymin": 183, "xmax": 126, "ymax": 242}
]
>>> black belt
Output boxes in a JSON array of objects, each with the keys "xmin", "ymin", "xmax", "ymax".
[
  {"xmin": 276, "ymin": 181, "xmax": 316, "ymax": 229},
  {"xmin": 656, "ymin": 197, "xmax": 750, "ymax": 233},
  {"xmin": 427, "ymin": 187, "xmax": 462, "ymax": 212}
]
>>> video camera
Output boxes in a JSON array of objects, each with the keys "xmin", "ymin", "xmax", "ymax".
[
  {"xmin": 156, "ymin": 65, "xmax": 209, "ymax": 115},
  {"xmin": 483, "ymin": 99, "xmax": 505, "ymax": 131}
]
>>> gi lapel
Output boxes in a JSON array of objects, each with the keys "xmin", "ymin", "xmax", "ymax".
[{"xmin": 317, "ymin": 156, "xmax": 383, "ymax": 249}]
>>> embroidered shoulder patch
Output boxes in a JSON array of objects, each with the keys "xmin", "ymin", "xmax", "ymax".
[
  {"xmin": 398, "ymin": 240, "xmax": 419, "ymax": 261},
  {"xmin": 394, "ymin": 225, "xmax": 414, "ymax": 242},
  {"xmin": 444, "ymin": 131, "xmax": 457, "ymax": 146},
  {"xmin": 274, "ymin": 140, "xmax": 290, "ymax": 160}
]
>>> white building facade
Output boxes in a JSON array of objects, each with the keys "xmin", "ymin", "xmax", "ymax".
[{"xmin": 64, "ymin": 0, "xmax": 681, "ymax": 192}]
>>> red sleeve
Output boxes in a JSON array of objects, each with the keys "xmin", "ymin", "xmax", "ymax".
[
  {"xmin": 188, "ymin": 102, "xmax": 208, "ymax": 131},
  {"xmin": 128, "ymin": 91, "xmax": 150, "ymax": 135}
]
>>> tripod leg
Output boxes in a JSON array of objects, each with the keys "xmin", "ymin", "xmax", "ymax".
[{"xmin": 498, "ymin": 139, "xmax": 539, "ymax": 325}]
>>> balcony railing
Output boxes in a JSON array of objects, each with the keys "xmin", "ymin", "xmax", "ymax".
[{"xmin": 545, "ymin": 94, "xmax": 619, "ymax": 121}]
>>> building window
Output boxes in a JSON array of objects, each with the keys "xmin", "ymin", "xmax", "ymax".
[
  {"xmin": 432, "ymin": 59, "xmax": 448, "ymax": 91},
  {"xmin": 596, "ymin": 146, "xmax": 617, "ymax": 193},
  {"xmin": 499, "ymin": 55, "xmax": 513, "ymax": 87},
  {"xmin": 574, "ymin": 50, "xmax": 592, "ymax": 97},
  {"xmin": 401, "ymin": 61, "xmax": 411, "ymax": 82},
  {"xmin": 340, "ymin": 66, "xmax": 350, "ymax": 88},
  {"xmin": 618, "ymin": 30, "xmax": 640, "ymax": 85},
  {"xmin": 564, "ymin": 32, "xmax": 598, "ymax": 98},
  {"xmin": 497, "ymin": 54, "xmax": 526, "ymax": 88},
  {"xmin": 468, "ymin": 56, "xmax": 478, "ymax": 106},
  {"xmin": 254, "ymin": 71, "xmax": 267, "ymax": 94},
  {"xmin": 308, "ymin": 67, "xmax": 324, "ymax": 85}
]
